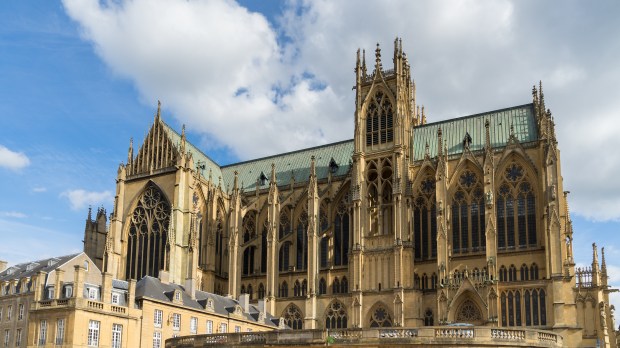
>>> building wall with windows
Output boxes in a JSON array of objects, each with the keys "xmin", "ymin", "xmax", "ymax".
[{"xmin": 84, "ymin": 39, "xmax": 618, "ymax": 348}]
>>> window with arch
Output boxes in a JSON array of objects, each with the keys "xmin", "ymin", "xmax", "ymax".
[
  {"xmin": 125, "ymin": 183, "xmax": 170, "ymax": 280},
  {"xmin": 524, "ymin": 288, "xmax": 546, "ymax": 326},
  {"xmin": 451, "ymin": 170, "xmax": 485, "ymax": 254},
  {"xmin": 333, "ymin": 278, "xmax": 341, "ymax": 294},
  {"xmin": 421, "ymin": 274, "xmax": 428, "ymax": 290},
  {"xmin": 296, "ymin": 203, "xmax": 309, "ymax": 271},
  {"xmin": 240, "ymin": 285, "xmax": 246, "ymax": 295},
  {"xmin": 282, "ymin": 305, "xmax": 303, "ymax": 330},
  {"xmin": 530, "ymin": 263, "xmax": 539, "ymax": 280},
  {"xmin": 424, "ymin": 309, "xmax": 434, "ymax": 326},
  {"xmin": 242, "ymin": 211, "xmax": 256, "ymax": 243},
  {"xmin": 214, "ymin": 212, "xmax": 225, "ymax": 276},
  {"xmin": 369, "ymin": 306, "xmax": 392, "ymax": 327},
  {"xmin": 260, "ymin": 226, "xmax": 267, "ymax": 273},
  {"xmin": 508, "ymin": 265, "xmax": 517, "ymax": 282},
  {"xmin": 340, "ymin": 277, "xmax": 348, "ymax": 293},
  {"xmin": 318, "ymin": 278, "xmax": 327, "ymax": 295},
  {"xmin": 501, "ymin": 288, "xmax": 546, "ymax": 327},
  {"xmin": 456, "ymin": 299, "xmax": 482, "ymax": 323},
  {"xmin": 319, "ymin": 202, "xmax": 330, "ymax": 269},
  {"xmin": 279, "ymin": 242, "xmax": 291, "ymax": 272},
  {"xmin": 431, "ymin": 273, "xmax": 437, "ymax": 290},
  {"xmin": 334, "ymin": 195, "xmax": 350, "ymax": 266},
  {"xmin": 365, "ymin": 91, "xmax": 394, "ymax": 146},
  {"xmin": 367, "ymin": 159, "xmax": 393, "ymax": 236},
  {"xmin": 279, "ymin": 206, "xmax": 292, "ymax": 239},
  {"xmin": 325, "ymin": 300, "xmax": 347, "ymax": 329},
  {"xmin": 496, "ymin": 162, "xmax": 537, "ymax": 250},
  {"xmin": 293, "ymin": 281, "xmax": 301, "ymax": 297},
  {"xmin": 414, "ymin": 175, "xmax": 437, "ymax": 260},
  {"xmin": 247, "ymin": 284, "xmax": 253, "ymax": 300},
  {"xmin": 499, "ymin": 265, "xmax": 507, "ymax": 282},
  {"xmin": 301, "ymin": 279, "xmax": 307, "ymax": 297},
  {"xmin": 258, "ymin": 283, "xmax": 265, "ymax": 299},
  {"xmin": 279, "ymin": 282, "xmax": 288, "ymax": 298},
  {"xmin": 520, "ymin": 264, "xmax": 529, "ymax": 281},
  {"xmin": 242, "ymin": 246, "xmax": 256, "ymax": 277}
]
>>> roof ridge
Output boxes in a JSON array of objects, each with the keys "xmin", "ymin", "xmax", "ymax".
[
  {"xmin": 7, "ymin": 252, "xmax": 81, "ymax": 268},
  {"xmin": 417, "ymin": 103, "xmax": 534, "ymax": 129}
]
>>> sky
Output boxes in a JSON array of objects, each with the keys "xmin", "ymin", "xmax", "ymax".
[{"xmin": 0, "ymin": 0, "xmax": 619, "ymax": 308}]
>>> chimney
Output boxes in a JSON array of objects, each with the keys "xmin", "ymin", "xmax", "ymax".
[
  {"xmin": 128, "ymin": 279, "xmax": 137, "ymax": 309},
  {"xmin": 0, "ymin": 260, "xmax": 7, "ymax": 272},
  {"xmin": 54, "ymin": 268, "xmax": 64, "ymax": 300},
  {"xmin": 34, "ymin": 271, "xmax": 48, "ymax": 302},
  {"xmin": 258, "ymin": 299, "xmax": 265, "ymax": 313},
  {"xmin": 158, "ymin": 270, "xmax": 170, "ymax": 284},
  {"xmin": 239, "ymin": 294, "xmax": 250, "ymax": 313},
  {"xmin": 73, "ymin": 265, "xmax": 84, "ymax": 299}
]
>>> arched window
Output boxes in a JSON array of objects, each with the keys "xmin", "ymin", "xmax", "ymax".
[
  {"xmin": 260, "ymin": 227, "xmax": 267, "ymax": 273},
  {"xmin": 214, "ymin": 212, "xmax": 225, "ymax": 276},
  {"xmin": 279, "ymin": 206, "xmax": 291, "ymax": 239},
  {"xmin": 524, "ymin": 288, "xmax": 546, "ymax": 326},
  {"xmin": 325, "ymin": 300, "xmax": 347, "ymax": 329},
  {"xmin": 333, "ymin": 278, "xmax": 341, "ymax": 294},
  {"xmin": 282, "ymin": 304, "xmax": 303, "ymax": 330},
  {"xmin": 242, "ymin": 246, "xmax": 255, "ymax": 277},
  {"xmin": 279, "ymin": 282, "xmax": 288, "ymax": 298},
  {"xmin": 334, "ymin": 196, "xmax": 350, "ymax": 266},
  {"xmin": 296, "ymin": 203, "xmax": 308, "ymax": 271},
  {"xmin": 294, "ymin": 281, "xmax": 301, "ymax": 297},
  {"xmin": 242, "ymin": 211, "xmax": 256, "ymax": 243},
  {"xmin": 318, "ymin": 278, "xmax": 327, "ymax": 295},
  {"xmin": 258, "ymin": 283, "xmax": 265, "ymax": 299},
  {"xmin": 422, "ymin": 274, "xmax": 428, "ymax": 290},
  {"xmin": 279, "ymin": 242, "xmax": 291, "ymax": 272},
  {"xmin": 369, "ymin": 305, "xmax": 392, "ymax": 327},
  {"xmin": 451, "ymin": 170, "xmax": 485, "ymax": 254},
  {"xmin": 125, "ymin": 183, "xmax": 170, "ymax": 280},
  {"xmin": 341, "ymin": 277, "xmax": 348, "ymax": 293},
  {"xmin": 508, "ymin": 265, "xmax": 517, "ymax": 282},
  {"xmin": 520, "ymin": 264, "xmax": 529, "ymax": 281},
  {"xmin": 499, "ymin": 266, "xmax": 507, "ymax": 282},
  {"xmin": 414, "ymin": 175, "xmax": 437, "ymax": 260},
  {"xmin": 365, "ymin": 91, "xmax": 394, "ymax": 146},
  {"xmin": 424, "ymin": 309, "xmax": 434, "ymax": 326},
  {"xmin": 366, "ymin": 159, "xmax": 393, "ymax": 236},
  {"xmin": 530, "ymin": 263, "xmax": 539, "ymax": 280},
  {"xmin": 497, "ymin": 162, "xmax": 537, "ymax": 250},
  {"xmin": 247, "ymin": 284, "xmax": 253, "ymax": 300},
  {"xmin": 414, "ymin": 274, "xmax": 420, "ymax": 289},
  {"xmin": 431, "ymin": 273, "xmax": 437, "ymax": 290},
  {"xmin": 317, "ymin": 202, "xmax": 329, "ymax": 269},
  {"xmin": 301, "ymin": 279, "xmax": 307, "ymax": 297},
  {"xmin": 240, "ymin": 285, "xmax": 246, "ymax": 294}
]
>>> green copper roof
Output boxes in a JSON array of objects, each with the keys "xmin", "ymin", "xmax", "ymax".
[
  {"xmin": 161, "ymin": 122, "xmax": 223, "ymax": 180},
  {"xmin": 221, "ymin": 140, "xmax": 354, "ymax": 191},
  {"xmin": 412, "ymin": 104, "xmax": 537, "ymax": 161}
]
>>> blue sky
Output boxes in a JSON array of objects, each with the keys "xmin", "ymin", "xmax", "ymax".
[{"xmin": 1, "ymin": 0, "xmax": 619, "ymax": 307}]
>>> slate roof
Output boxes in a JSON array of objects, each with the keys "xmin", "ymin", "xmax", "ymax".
[
  {"xmin": 221, "ymin": 140, "xmax": 354, "ymax": 191},
  {"xmin": 411, "ymin": 104, "xmax": 537, "ymax": 161},
  {"xmin": 135, "ymin": 276, "xmax": 279, "ymax": 327},
  {"xmin": 0, "ymin": 253, "xmax": 81, "ymax": 282}
]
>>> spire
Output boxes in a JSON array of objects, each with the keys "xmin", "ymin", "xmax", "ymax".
[
  {"xmin": 362, "ymin": 49, "xmax": 367, "ymax": 76},
  {"xmin": 87, "ymin": 205, "xmax": 92, "ymax": 221},
  {"xmin": 437, "ymin": 127, "xmax": 443, "ymax": 157},
  {"xmin": 532, "ymin": 84, "xmax": 538, "ymax": 107},
  {"xmin": 539, "ymin": 80, "xmax": 546, "ymax": 112},
  {"xmin": 233, "ymin": 170, "xmax": 239, "ymax": 191},
  {"xmin": 270, "ymin": 163, "xmax": 277, "ymax": 184},
  {"xmin": 156, "ymin": 100, "xmax": 161, "ymax": 120},
  {"xmin": 127, "ymin": 137, "xmax": 134, "ymax": 165},
  {"xmin": 592, "ymin": 243, "xmax": 600, "ymax": 271},
  {"xmin": 375, "ymin": 43, "xmax": 382, "ymax": 72},
  {"xmin": 356, "ymin": 48, "xmax": 361, "ymax": 72},
  {"xmin": 485, "ymin": 119, "xmax": 491, "ymax": 150},
  {"xmin": 180, "ymin": 124, "xmax": 186, "ymax": 155},
  {"xmin": 601, "ymin": 247, "xmax": 607, "ymax": 273},
  {"xmin": 310, "ymin": 155, "xmax": 316, "ymax": 178}
]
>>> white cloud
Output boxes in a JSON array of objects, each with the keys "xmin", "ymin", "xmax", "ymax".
[
  {"xmin": 61, "ymin": 189, "xmax": 113, "ymax": 211},
  {"xmin": 0, "ymin": 145, "xmax": 30, "ymax": 170},
  {"xmin": 0, "ymin": 211, "xmax": 27, "ymax": 218},
  {"xmin": 32, "ymin": 187, "xmax": 47, "ymax": 193}
]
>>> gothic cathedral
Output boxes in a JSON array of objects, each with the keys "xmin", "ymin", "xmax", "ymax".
[{"xmin": 83, "ymin": 39, "xmax": 618, "ymax": 347}]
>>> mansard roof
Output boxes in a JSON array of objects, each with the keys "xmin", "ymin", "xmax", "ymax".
[
  {"xmin": 411, "ymin": 103, "xmax": 537, "ymax": 161},
  {"xmin": 221, "ymin": 139, "xmax": 354, "ymax": 191},
  {"xmin": 0, "ymin": 253, "xmax": 81, "ymax": 282}
]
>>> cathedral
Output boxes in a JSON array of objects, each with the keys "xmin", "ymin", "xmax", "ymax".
[{"xmin": 84, "ymin": 39, "xmax": 618, "ymax": 347}]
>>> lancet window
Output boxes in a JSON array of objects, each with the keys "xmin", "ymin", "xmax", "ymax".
[
  {"xmin": 369, "ymin": 305, "xmax": 392, "ymax": 327},
  {"xmin": 365, "ymin": 91, "xmax": 394, "ymax": 146},
  {"xmin": 424, "ymin": 309, "xmax": 434, "ymax": 326},
  {"xmin": 296, "ymin": 203, "xmax": 309, "ymax": 271},
  {"xmin": 318, "ymin": 278, "xmax": 327, "ymax": 295},
  {"xmin": 257, "ymin": 283, "xmax": 265, "ymax": 299},
  {"xmin": 279, "ymin": 282, "xmax": 288, "ymax": 298},
  {"xmin": 334, "ymin": 195, "xmax": 350, "ymax": 266},
  {"xmin": 242, "ymin": 211, "xmax": 256, "ymax": 243},
  {"xmin": 500, "ymin": 289, "xmax": 546, "ymax": 327},
  {"xmin": 279, "ymin": 242, "xmax": 291, "ymax": 272},
  {"xmin": 325, "ymin": 300, "xmax": 347, "ymax": 329},
  {"xmin": 260, "ymin": 226, "xmax": 267, "ymax": 273},
  {"xmin": 282, "ymin": 304, "xmax": 303, "ymax": 330},
  {"xmin": 367, "ymin": 159, "xmax": 393, "ymax": 236},
  {"xmin": 125, "ymin": 183, "xmax": 170, "ymax": 280},
  {"xmin": 496, "ymin": 162, "xmax": 537, "ymax": 250},
  {"xmin": 242, "ymin": 246, "xmax": 255, "ymax": 277},
  {"xmin": 279, "ymin": 206, "xmax": 292, "ymax": 239},
  {"xmin": 214, "ymin": 211, "xmax": 225, "ymax": 276},
  {"xmin": 414, "ymin": 175, "xmax": 437, "ymax": 260},
  {"xmin": 319, "ymin": 203, "xmax": 329, "ymax": 269},
  {"xmin": 451, "ymin": 170, "xmax": 485, "ymax": 254}
]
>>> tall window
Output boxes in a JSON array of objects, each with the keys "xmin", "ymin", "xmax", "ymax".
[
  {"xmin": 242, "ymin": 246, "xmax": 256, "ymax": 276},
  {"xmin": 279, "ymin": 206, "xmax": 291, "ymax": 239},
  {"xmin": 242, "ymin": 211, "xmax": 256, "ymax": 243},
  {"xmin": 279, "ymin": 281, "xmax": 288, "ymax": 297},
  {"xmin": 451, "ymin": 170, "xmax": 485, "ymax": 254},
  {"xmin": 318, "ymin": 278, "xmax": 327, "ymax": 295},
  {"xmin": 366, "ymin": 91, "xmax": 394, "ymax": 146},
  {"xmin": 88, "ymin": 320, "xmax": 100, "ymax": 347},
  {"xmin": 206, "ymin": 320, "xmax": 213, "ymax": 334},
  {"xmin": 414, "ymin": 176, "xmax": 437, "ymax": 260},
  {"xmin": 15, "ymin": 329, "xmax": 21, "ymax": 347},
  {"xmin": 366, "ymin": 159, "xmax": 393, "ymax": 236},
  {"xmin": 190, "ymin": 317, "xmax": 198, "ymax": 334},
  {"xmin": 111, "ymin": 324, "xmax": 122, "ymax": 348},
  {"xmin": 325, "ymin": 300, "xmax": 348, "ymax": 329},
  {"xmin": 424, "ymin": 309, "xmax": 434, "ymax": 326},
  {"xmin": 497, "ymin": 162, "xmax": 537, "ymax": 250},
  {"xmin": 219, "ymin": 323, "xmax": 228, "ymax": 333},
  {"xmin": 279, "ymin": 243, "xmax": 291, "ymax": 272},
  {"xmin": 56, "ymin": 319, "xmax": 65, "ymax": 345},
  {"xmin": 39, "ymin": 320, "xmax": 47, "ymax": 346},
  {"xmin": 152, "ymin": 332, "xmax": 161, "ymax": 348},
  {"xmin": 172, "ymin": 313, "xmax": 181, "ymax": 330},
  {"xmin": 125, "ymin": 183, "xmax": 170, "ymax": 280},
  {"xmin": 258, "ymin": 283, "xmax": 265, "ymax": 299},
  {"xmin": 282, "ymin": 304, "xmax": 303, "ymax": 330},
  {"xmin": 154, "ymin": 309, "xmax": 163, "ymax": 328},
  {"xmin": 18, "ymin": 304, "xmax": 23, "ymax": 320},
  {"xmin": 501, "ymin": 288, "xmax": 546, "ymax": 327},
  {"xmin": 334, "ymin": 196, "xmax": 350, "ymax": 266},
  {"xmin": 4, "ymin": 330, "xmax": 9, "ymax": 348},
  {"xmin": 319, "ymin": 203, "xmax": 329, "ymax": 269},
  {"xmin": 261, "ymin": 228, "xmax": 267, "ymax": 273},
  {"xmin": 296, "ymin": 203, "xmax": 308, "ymax": 271}
]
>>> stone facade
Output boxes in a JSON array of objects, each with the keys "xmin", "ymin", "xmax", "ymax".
[{"xmin": 82, "ymin": 39, "xmax": 619, "ymax": 347}]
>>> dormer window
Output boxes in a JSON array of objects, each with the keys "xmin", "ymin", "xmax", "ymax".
[
  {"xmin": 111, "ymin": 293, "xmax": 120, "ymax": 305},
  {"xmin": 26, "ymin": 263, "xmax": 38, "ymax": 271},
  {"xmin": 87, "ymin": 287, "xmax": 98, "ymax": 300},
  {"xmin": 64, "ymin": 285, "xmax": 73, "ymax": 298},
  {"xmin": 329, "ymin": 158, "xmax": 339, "ymax": 174},
  {"xmin": 206, "ymin": 298, "xmax": 214, "ymax": 310},
  {"xmin": 47, "ymin": 286, "xmax": 55, "ymax": 300},
  {"xmin": 47, "ymin": 258, "xmax": 58, "ymax": 267},
  {"xmin": 174, "ymin": 291, "xmax": 181, "ymax": 301},
  {"xmin": 259, "ymin": 172, "xmax": 268, "ymax": 186}
]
